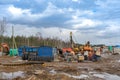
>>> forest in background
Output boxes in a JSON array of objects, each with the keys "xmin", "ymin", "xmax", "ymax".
[{"xmin": 0, "ymin": 35, "xmax": 72, "ymax": 48}]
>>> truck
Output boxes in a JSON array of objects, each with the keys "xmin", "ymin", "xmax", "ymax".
[{"xmin": 18, "ymin": 46, "xmax": 57, "ymax": 62}]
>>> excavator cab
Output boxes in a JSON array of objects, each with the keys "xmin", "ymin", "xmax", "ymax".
[{"xmin": 0, "ymin": 43, "xmax": 9, "ymax": 55}]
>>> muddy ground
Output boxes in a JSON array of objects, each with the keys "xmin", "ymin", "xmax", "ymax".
[{"xmin": 0, "ymin": 54, "xmax": 120, "ymax": 80}]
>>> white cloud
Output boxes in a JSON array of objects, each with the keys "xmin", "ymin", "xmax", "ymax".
[
  {"xmin": 7, "ymin": 5, "xmax": 39, "ymax": 22},
  {"xmin": 108, "ymin": 25, "xmax": 120, "ymax": 32},
  {"xmin": 72, "ymin": 0, "xmax": 81, "ymax": 3},
  {"xmin": 66, "ymin": 18, "xmax": 102, "ymax": 29},
  {"xmin": 72, "ymin": 9, "xmax": 94, "ymax": 17},
  {"xmin": 8, "ymin": 5, "xmax": 30, "ymax": 18},
  {"xmin": 73, "ymin": 19, "xmax": 97, "ymax": 29},
  {"xmin": 42, "ymin": 2, "xmax": 64, "ymax": 16},
  {"xmin": 95, "ymin": 0, "xmax": 107, "ymax": 8},
  {"xmin": 72, "ymin": 15, "xmax": 78, "ymax": 19},
  {"xmin": 64, "ymin": 9, "xmax": 97, "ymax": 29},
  {"xmin": 97, "ymin": 23, "xmax": 120, "ymax": 38},
  {"xmin": 95, "ymin": 0, "xmax": 120, "ymax": 9},
  {"xmin": 7, "ymin": 2, "xmax": 64, "ymax": 21},
  {"xmin": 68, "ymin": 8, "xmax": 74, "ymax": 12},
  {"xmin": 34, "ymin": 0, "xmax": 45, "ymax": 3}
]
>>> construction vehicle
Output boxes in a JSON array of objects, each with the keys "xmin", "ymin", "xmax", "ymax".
[
  {"xmin": 83, "ymin": 41, "xmax": 93, "ymax": 51},
  {"xmin": 69, "ymin": 32, "xmax": 80, "ymax": 54},
  {"xmin": 0, "ymin": 43, "xmax": 9, "ymax": 55},
  {"xmin": 69, "ymin": 32, "xmax": 93, "ymax": 61},
  {"xmin": 77, "ymin": 55, "xmax": 84, "ymax": 62},
  {"xmin": 69, "ymin": 32, "xmax": 84, "ymax": 62}
]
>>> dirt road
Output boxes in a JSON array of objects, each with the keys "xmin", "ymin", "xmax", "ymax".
[{"xmin": 0, "ymin": 54, "xmax": 120, "ymax": 80}]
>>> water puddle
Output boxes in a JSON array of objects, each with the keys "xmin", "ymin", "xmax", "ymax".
[
  {"xmin": 61, "ymin": 71, "xmax": 120, "ymax": 80},
  {"xmin": 49, "ymin": 69, "xmax": 57, "ymax": 74},
  {"xmin": 49, "ymin": 69, "xmax": 120, "ymax": 80},
  {"xmin": 0, "ymin": 71, "xmax": 24, "ymax": 80},
  {"xmin": 62, "ymin": 73, "xmax": 89, "ymax": 79},
  {"xmin": 49, "ymin": 69, "xmax": 89, "ymax": 79},
  {"xmin": 90, "ymin": 72, "xmax": 120, "ymax": 80}
]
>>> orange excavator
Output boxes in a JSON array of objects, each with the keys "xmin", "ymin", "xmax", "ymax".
[
  {"xmin": 70, "ymin": 32, "xmax": 92, "ymax": 53},
  {"xmin": 0, "ymin": 43, "xmax": 9, "ymax": 55},
  {"xmin": 83, "ymin": 41, "xmax": 93, "ymax": 51}
]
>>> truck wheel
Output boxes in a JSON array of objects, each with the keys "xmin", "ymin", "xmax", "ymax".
[
  {"xmin": 48, "ymin": 57, "xmax": 52, "ymax": 62},
  {"xmin": 28, "ymin": 56, "xmax": 32, "ymax": 61},
  {"xmin": 78, "ymin": 60, "xmax": 81, "ymax": 63},
  {"xmin": 22, "ymin": 54, "xmax": 25, "ymax": 60},
  {"xmin": 24, "ymin": 54, "xmax": 27, "ymax": 60},
  {"xmin": 33, "ymin": 56, "xmax": 36, "ymax": 61},
  {"xmin": 36, "ymin": 56, "xmax": 39, "ymax": 61}
]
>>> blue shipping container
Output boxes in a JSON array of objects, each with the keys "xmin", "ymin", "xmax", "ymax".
[
  {"xmin": 38, "ymin": 46, "xmax": 54, "ymax": 57},
  {"xmin": 18, "ymin": 46, "xmax": 57, "ymax": 61},
  {"xmin": 18, "ymin": 46, "xmax": 38, "ymax": 56}
]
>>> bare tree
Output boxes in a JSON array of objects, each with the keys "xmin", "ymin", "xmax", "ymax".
[
  {"xmin": 36, "ymin": 32, "xmax": 42, "ymax": 39},
  {"xmin": 0, "ymin": 17, "xmax": 6, "ymax": 42}
]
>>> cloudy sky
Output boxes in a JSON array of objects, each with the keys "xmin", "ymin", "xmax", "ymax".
[{"xmin": 0, "ymin": 0, "xmax": 120, "ymax": 45}]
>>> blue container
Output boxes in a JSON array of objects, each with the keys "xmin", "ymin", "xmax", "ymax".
[
  {"xmin": 18, "ymin": 46, "xmax": 28, "ymax": 56},
  {"xmin": 37, "ymin": 46, "xmax": 56, "ymax": 61},
  {"xmin": 18, "ymin": 46, "xmax": 39, "ymax": 56},
  {"xmin": 26, "ymin": 47, "xmax": 38, "ymax": 52},
  {"xmin": 38, "ymin": 46, "xmax": 54, "ymax": 57},
  {"xmin": 18, "ymin": 46, "xmax": 57, "ymax": 61}
]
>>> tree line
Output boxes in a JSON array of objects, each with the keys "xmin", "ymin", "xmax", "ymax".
[{"xmin": 0, "ymin": 35, "xmax": 72, "ymax": 49}]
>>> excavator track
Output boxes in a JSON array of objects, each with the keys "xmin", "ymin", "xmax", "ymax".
[{"xmin": 1, "ymin": 61, "xmax": 44, "ymax": 66}]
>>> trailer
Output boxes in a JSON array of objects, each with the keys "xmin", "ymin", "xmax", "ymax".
[{"xmin": 18, "ymin": 46, "xmax": 57, "ymax": 62}]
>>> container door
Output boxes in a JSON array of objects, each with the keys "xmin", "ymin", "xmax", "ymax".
[{"xmin": 38, "ymin": 46, "xmax": 53, "ymax": 57}]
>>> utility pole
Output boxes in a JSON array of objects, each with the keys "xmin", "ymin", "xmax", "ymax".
[
  {"xmin": 12, "ymin": 26, "xmax": 14, "ymax": 49},
  {"xmin": 27, "ymin": 38, "xmax": 29, "ymax": 46},
  {"xmin": 70, "ymin": 32, "xmax": 74, "ymax": 48},
  {"xmin": 12, "ymin": 26, "xmax": 17, "ymax": 49}
]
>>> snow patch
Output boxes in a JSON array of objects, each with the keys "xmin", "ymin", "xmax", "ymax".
[
  {"xmin": 49, "ymin": 69, "xmax": 57, "ymax": 74},
  {"xmin": 62, "ymin": 73, "xmax": 89, "ymax": 79},
  {"xmin": 0, "ymin": 71, "xmax": 24, "ymax": 79},
  {"xmin": 118, "ymin": 60, "xmax": 120, "ymax": 62},
  {"xmin": 92, "ymin": 72, "xmax": 120, "ymax": 80},
  {"xmin": 93, "ymin": 74, "xmax": 105, "ymax": 78}
]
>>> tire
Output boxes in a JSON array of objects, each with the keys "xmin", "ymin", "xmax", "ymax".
[
  {"xmin": 22, "ymin": 54, "xmax": 25, "ymax": 60},
  {"xmin": 78, "ymin": 60, "xmax": 81, "ymax": 63},
  {"xmin": 28, "ymin": 57, "xmax": 31, "ymax": 61},
  {"xmin": 48, "ymin": 57, "xmax": 52, "ymax": 62},
  {"xmin": 33, "ymin": 56, "xmax": 36, "ymax": 61},
  {"xmin": 28, "ymin": 55, "xmax": 33, "ymax": 61},
  {"xmin": 24, "ymin": 54, "xmax": 28, "ymax": 60}
]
